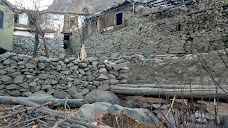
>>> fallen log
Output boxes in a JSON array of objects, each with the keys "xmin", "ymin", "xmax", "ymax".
[
  {"xmin": 111, "ymin": 85, "xmax": 228, "ymax": 98},
  {"xmin": 0, "ymin": 95, "xmax": 84, "ymax": 108},
  {"xmin": 118, "ymin": 84, "xmax": 228, "ymax": 89},
  {"xmin": 11, "ymin": 98, "xmax": 99, "ymax": 128}
]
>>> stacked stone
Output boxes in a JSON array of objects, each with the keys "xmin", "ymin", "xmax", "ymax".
[
  {"xmin": 0, "ymin": 52, "xmax": 130, "ymax": 99},
  {"xmin": 126, "ymin": 49, "xmax": 228, "ymax": 85},
  {"xmin": 70, "ymin": 7, "xmax": 227, "ymax": 58},
  {"xmin": 156, "ymin": 12, "xmax": 225, "ymax": 54},
  {"xmin": 13, "ymin": 35, "xmax": 65, "ymax": 58}
]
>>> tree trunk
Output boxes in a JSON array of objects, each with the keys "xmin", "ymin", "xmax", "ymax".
[
  {"xmin": 33, "ymin": 33, "xmax": 39, "ymax": 58},
  {"xmin": 0, "ymin": 96, "xmax": 84, "ymax": 108},
  {"xmin": 41, "ymin": 34, "xmax": 49, "ymax": 58},
  {"xmin": 110, "ymin": 85, "xmax": 228, "ymax": 98}
]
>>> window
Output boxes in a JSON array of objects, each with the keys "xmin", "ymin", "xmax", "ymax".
[
  {"xmin": 0, "ymin": 11, "xmax": 4, "ymax": 29},
  {"xmin": 116, "ymin": 12, "xmax": 123, "ymax": 26},
  {"xmin": 176, "ymin": 24, "xmax": 181, "ymax": 31},
  {"xmin": 64, "ymin": 35, "xmax": 70, "ymax": 41},
  {"xmin": 14, "ymin": 14, "xmax": 19, "ymax": 24}
]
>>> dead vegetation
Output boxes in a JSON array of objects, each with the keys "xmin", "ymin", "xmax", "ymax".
[
  {"xmin": 0, "ymin": 93, "xmax": 227, "ymax": 128},
  {"xmin": 96, "ymin": 111, "xmax": 155, "ymax": 128},
  {"xmin": 96, "ymin": 95, "xmax": 227, "ymax": 128},
  {"xmin": 0, "ymin": 99, "xmax": 98, "ymax": 128}
]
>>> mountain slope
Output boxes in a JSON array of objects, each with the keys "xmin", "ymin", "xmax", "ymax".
[{"xmin": 48, "ymin": 0, "xmax": 125, "ymax": 13}]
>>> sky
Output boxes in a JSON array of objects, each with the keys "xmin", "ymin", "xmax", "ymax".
[{"xmin": 7, "ymin": 0, "xmax": 54, "ymax": 10}]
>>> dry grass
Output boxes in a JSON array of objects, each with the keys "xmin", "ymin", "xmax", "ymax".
[
  {"xmin": 0, "ymin": 104, "xmax": 11, "ymax": 110},
  {"xmin": 206, "ymin": 102, "xmax": 228, "ymax": 115},
  {"xmin": 0, "ymin": 105, "xmax": 80, "ymax": 128},
  {"xmin": 55, "ymin": 107, "xmax": 80, "ymax": 117},
  {"xmin": 96, "ymin": 111, "xmax": 157, "ymax": 128}
]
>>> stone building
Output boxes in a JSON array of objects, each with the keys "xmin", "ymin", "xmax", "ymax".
[
  {"xmin": 83, "ymin": 0, "xmax": 134, "ymax": 36},
  {"xmin": 14, "ymin": 12, "xmax": 29, "ymax": 25},
  {"xmin": 82, "ymin": 0, "xmax": 196, "ymax": 36},
  {"xmin": 14, "ymin": 11, "xmax": 65, "ymax": 35},
  {"xmin": 69, "ymin": 0, "xmax": 136, "ymax": 55},
  {"xmin": 70, "ymin": 0, "xmax": 227, "ymax": 57}
]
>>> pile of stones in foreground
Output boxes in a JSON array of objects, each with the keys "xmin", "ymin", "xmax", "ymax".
[
  {"xmin": 78, "ymin": 94, "xmax": 228, "ymax": 128},
  {"xmin": 0, "ymin": 52, "xmax": 129, "ymax": 99}
]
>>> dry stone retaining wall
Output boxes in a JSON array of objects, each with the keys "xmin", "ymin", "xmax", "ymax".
[
  {"xmin": 126, "ymin": 49, "xmax": 228, "ymax": 85},
  {"xmin": 13, "ymin": 35, "xmax": 65, "ymax": 58},
  {"xmin": 0, "ymin": 52, "xmax": 129, "ymax": 98}
]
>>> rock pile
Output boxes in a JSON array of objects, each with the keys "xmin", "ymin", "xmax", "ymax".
[{"xmin": 0, "ymin": 52, "xmax": 130, "ymax": 98}]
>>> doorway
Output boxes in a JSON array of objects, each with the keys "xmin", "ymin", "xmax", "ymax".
[{"xmin": 63, "ymin": 34, "xmax": 70, "ymax": 49}]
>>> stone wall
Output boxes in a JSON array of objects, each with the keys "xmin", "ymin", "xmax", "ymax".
[
  {"xmin": 13, "ymin": 35, "xmax": 65, "ymax": 58},
  {"xmin": 71, "ymin": 6, "xmax": 227, "ymax": 57},
  {"xmin": 126, "ymin": 49, "xmax": 228, "ymax": 85},
  {"xmin": 0, "ymin": 52, "xmax": 129, "ymax": 98},
  {"xmin": 152, "ymin": 9, "xmax": 227, "ymax": 54}
]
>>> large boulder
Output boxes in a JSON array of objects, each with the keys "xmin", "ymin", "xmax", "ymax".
[
  {"xmin": 85, "ymin": 90, "xmax": 121, "ymax": 105},
  {"xmin": 78, "ymin": 102, "xmax": 112, "ymax": 122},
  {"xmin": 220, "ymin": 115, "xmax": 228, "ymax": 128}
]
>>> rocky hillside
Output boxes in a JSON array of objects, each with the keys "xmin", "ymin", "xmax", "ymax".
[{"xmin": 47, "ymin": 0, "xmax": 125, "ymax": 13}]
